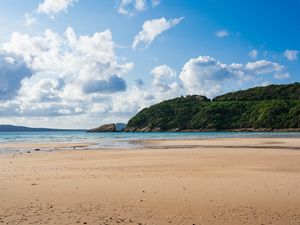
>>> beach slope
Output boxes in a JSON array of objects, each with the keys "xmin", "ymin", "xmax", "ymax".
[{"xmin": 0, "ymin": 138, "xmax": 300, "ymax": 225}]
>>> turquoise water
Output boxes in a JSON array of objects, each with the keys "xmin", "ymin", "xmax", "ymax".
[{"xmin": 0, "ymin": 131, "xmax": 299, "ymax": 153}]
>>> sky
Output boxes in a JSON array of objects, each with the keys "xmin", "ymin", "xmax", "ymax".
[{"xmin": 0, "ymin": 0, "xmax": 299, "ymax": 129}]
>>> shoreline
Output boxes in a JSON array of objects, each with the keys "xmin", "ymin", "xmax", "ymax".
[
  {"xmin": 124, "ymin": 128, "xmax": 300, "ymax": 132},
  {"xmin": 0, "ymin": 142, "xmax": 94, "ymax": 155},
  {"xmin": 1, "ymin": 136, "xmax": 300, "ymax": 155}
]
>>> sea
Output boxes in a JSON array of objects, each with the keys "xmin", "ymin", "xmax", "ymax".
[{"xmin": 0, "ymin": 131, "xmax": 299, "ymax": 153}]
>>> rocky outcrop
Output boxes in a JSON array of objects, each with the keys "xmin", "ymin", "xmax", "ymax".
[
  {"xmin": 87, "ymin": 124, "xmax": 116, "ymax": 132},
  {"xmin": 87, "ymin": 123, "xmax": 127, "ymax": 132}
]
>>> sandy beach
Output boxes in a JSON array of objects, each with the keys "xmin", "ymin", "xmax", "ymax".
[{"xmin": 0, "ymin": 138, "xmax": 300, "ymax": 225}]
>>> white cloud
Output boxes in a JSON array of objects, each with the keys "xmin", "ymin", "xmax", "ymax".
[
  {"xmin": 0, "ymin": 27, "xmax": 133, "ymax": 119},
  {"xmin": 18, "ymin": 78, "xmax": 62, "ymax": 103},
  {"xmin": 112, "ymin": 85, "xmax": 154, "ymax": 113},
  {"xmin": 249, "ymin": 49, "xmax": 258, "ymax": 59},
  {"xmin": 0, "ymin": 54, "xmax": 32, "ymax": 100},
  {"xmin": 274, "ymin": 73, "xmax": 290, "ymax": 79},
  {"xmin": 135, "ymin": 0, "xmax": 146, "ymax": 11},
  {"xmin": 112, "ymin": 76, "xmax": 181, "ymax": 115},
  {"xmin": 260, "ymin": 81, "xmax": 271, "ymax": 87},
  {"xmin": 179, "ymin": 56, "xmax": 289, "ymax": 98},
  {"xmin": 151, "ymin": 65, "xmax": 177, "ymax": 91},
  {"xmin": 118, "ymin": 0, "xmax": 160, "ymax": 16},
  {"xmin": 283, "ymin": 49, "xmax": 298, "ymax": 61},
  {"xmin": 24, "ymin": 13, "xmax": 37, "ymax": 26},
  {"xmin": 37, "ymin": 0, "xmax": 76, "ymax": 17},
  {"xmin": 245, "ymin": 60, "xmax": 283, "ymax": 74},
  {"xmin": 0, "ymin": 22, "xmax": 292, "ymax": 128},
  {"xmin": 111, "ymin": 65, "xmax": 182, "ymax": 116},
  {"xmin": 215, "ymin": 30, "xmax": 229, "ymax": 38},
  {"xmin": 179, "ymin": 56, "xmax": 234, "ymax": 97},
  {"xmin": 151, "ymin": 0, "xmax": 160, "ymax": 7},
  {"xmin": 132, "ymin": 17, "xmax": 183, "ymax": 49}
]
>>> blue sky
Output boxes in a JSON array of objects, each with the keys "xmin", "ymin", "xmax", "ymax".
[{"xmin": 0, "ymin": 0, "xmax": 299, "ymax": 128}]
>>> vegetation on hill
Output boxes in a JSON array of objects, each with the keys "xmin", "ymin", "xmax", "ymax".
[
  {"xmin": 214, "ymin": 82, "xmax": 300, "ymax": 101},
  {"xmin": 125, "ymin": 83, "xmax": 300, "ymax": 132}
]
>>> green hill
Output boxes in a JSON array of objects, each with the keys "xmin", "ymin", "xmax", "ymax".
[
  {"xmin": 214, "ymin": 82, "xmax": 300, "ymax": 101},
  {"xmin": 125, "ymin": 83, "xmax": 300, "ymax": 132}
]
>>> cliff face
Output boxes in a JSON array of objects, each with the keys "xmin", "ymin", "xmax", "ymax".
[{"xmin": 125, "ymin": 83, "xmax": 300, "ymax": 132}]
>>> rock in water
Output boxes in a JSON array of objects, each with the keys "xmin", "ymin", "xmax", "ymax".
[
  {"xmin": 87, "ymin": 124, "xmax": 116, "ymax": 132},
  {"xmin": 87, "ymin": 123, "xmax": 127, "ymax": 132}
]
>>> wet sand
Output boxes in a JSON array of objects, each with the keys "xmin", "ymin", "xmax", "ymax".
[
  {"xmin": 0, "ymin": 138, "xmax": 300, "ymax": 225},
  {"xmin": 0, "ymin": 142, "xmax": 91, "ymax": 151}
]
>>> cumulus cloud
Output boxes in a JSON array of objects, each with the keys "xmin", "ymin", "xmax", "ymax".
[
  {"xmin": 249, "ymin": 49, "xmax": 258, "ymax": 59},
  {"xmin": 132, "ymin": 17, "xmax": 183, "ymax": 49},
  {"xmin": 215, "ymin": 30, "xmax": 229, "ymax": 38},
  {"xmin": 24, "ymin": 13, "xmax": 37, "ymax": 26},
  {"xmin": 0, "ymin": 55, "xmax": 32, "ymax": 100},
  {"xmin": 0, "ymin": 27, "xmax": 133, "ymax": 118},
  {"xmin": 179, "ymin": 56, "xmax": 234, "ymax": 97},
  {"xmin": 179, "ymin": 56, "xmax": 289, "ymax": 98},
  {"xmin": 112, "ymin": 85, "xmax": 154, "ymax": 114},
  {"xmin": 111, "ymin": 65, "xmax": 183, "ymax": 116},
  {"xmin": 37, "ymin": 0, "xmax": 76, "ymax": 17},
  {"xmin": 134, "ymin": 79, "xmax": 145, "ymax": 88},
  {"xmin": 244, "ymin": 60, "xmax": 283, "ymax": 74},
  {"xmin": 18, "ymin": 78, "xmax": 63, "ymax": 103},
  {"xmin": 274, "ymin": 73, "xmax": 290, "ymax": 79},
  {"xmin": 82, "ymin": 75, "xmax": 127, "ymax": 94},
  {"xmin": 0, "ymin": 23, "xmax": 292, "ymax": 128},
  {"xmin": 151, "ymin": 0, "xmax": 160, "ymax": 7},
  {"xmin": 283, "ymin": 49, "xmax": 298, "ymax": 61},
  {"xmin": 151, "ymin": 65, "xmax": 177, "ymax": 91},
  {"xmin": 112, "ymin": 77, "xmax": 182, "ymax": 116},
  {"xmin": 118, "ymin": 0, "xmax": 160, "ymax": 16}
]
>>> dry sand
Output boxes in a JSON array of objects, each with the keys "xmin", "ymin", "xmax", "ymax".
[{"xmin": 0, "ymin": 138, "xmax": 300, "ymax": 225}]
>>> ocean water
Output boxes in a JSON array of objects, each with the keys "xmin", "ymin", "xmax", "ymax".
[{"xmin": 0, "ymin": 131, "xmax": 299, "ymax": 153}]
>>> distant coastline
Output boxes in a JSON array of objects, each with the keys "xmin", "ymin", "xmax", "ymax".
[{"xmin": 0, "ymin": 125, "xmax": 84, "ymax": 132}]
